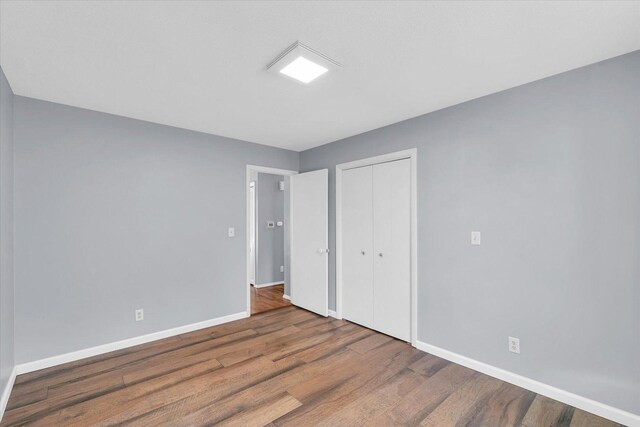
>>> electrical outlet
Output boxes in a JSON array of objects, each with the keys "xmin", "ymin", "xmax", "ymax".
[
  {"xmin": 228, "ymin": 227, "xmax": 235, "ymax": 237},
  {"xmin": 135, "ymin": 309, "xmax": 144, "ymax": 322},
  {"xmin": 508, "ymin": 336, "xmax": 520, "ymax": 354},
  {"xmin": 471, "ymin": 231, "xmax": 481, "ymax": 245},
  {"xmin": 280, "ymin": 265, "xmax": 284, "ymax": 273}
]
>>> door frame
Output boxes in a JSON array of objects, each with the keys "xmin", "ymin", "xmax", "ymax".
[
  {"xmin": 248, "ymin": 181, "xmax": 256, "ymax": 285},
  {"xmin": 246, "ymin": 165, "xmax": 298, "ymax": 316},
  {"xmin": 335, "ymin": 148, "xmax": 418, "ymax": 346}
]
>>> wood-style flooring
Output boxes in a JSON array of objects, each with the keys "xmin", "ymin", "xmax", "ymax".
[
  {"xmin": 251, "ymin": 284, "xmax": 291, "ymax": 315},
  {"xmin": 2, "ymin": 306, "xmax": 621, "ymax": 426}
]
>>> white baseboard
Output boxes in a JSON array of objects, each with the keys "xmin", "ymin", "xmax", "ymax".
[
  {"xmin": 283, "ymin": 294, "xmax": 291, "ymax": 300},
  {"xmin": 328, "ymin": 309, "xmax": 340, "ymax": 319},
  {"xmin": 253, "ymin": 281, "xmax": 284, "ymax": 289},
  {"xmin": 16, "ymin": 311, "xmax": 248, "ymax": 375},
  {"xmin": 415, "ymin": 341, "xmax": 639, "ymax": 427},
  {"xmin": 0, "ymin": 366, "xmax": 17, "ymax": 422}
]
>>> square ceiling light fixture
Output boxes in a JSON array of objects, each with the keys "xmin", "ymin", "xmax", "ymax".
[{"xmin": 267, "ymin": 41, "xmax": 341, "ymax": 84}]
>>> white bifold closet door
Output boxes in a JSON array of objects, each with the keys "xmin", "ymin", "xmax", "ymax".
[
  {"xmin": 372, "ymin": 159, "xmax": 411, "ymax": 341},
  {"xmin": 342, "ymin": 158, "xmax": 410, "ymax": 341},
  {"xmin": 342, "ymin": 166, "xmax": 374, "ymax": 327}
]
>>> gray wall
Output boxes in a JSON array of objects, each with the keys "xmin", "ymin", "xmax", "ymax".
[
  {"xmin": 300, "ymin": 51, "xmax": 640, "ymax": 414},
  {"xmin": 13, "ymin": 97, "xmax": 298, "ymax": 364},
  {"xmin": 256, "ymin": 173, "xmax": 285, "ymax": 285},
  {"xmin": 0, "ymin": 67, "xmax": 15, "ymax": 398}
]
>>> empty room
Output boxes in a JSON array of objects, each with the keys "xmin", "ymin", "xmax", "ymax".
[{"xmin": 0, "ymin": 1, "xmax": 638, "ymax": 426}]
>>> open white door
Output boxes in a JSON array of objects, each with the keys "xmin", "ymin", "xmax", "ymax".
[{"xmin": 290, "ymin": 169, "xmax": 328, "ymax": 316}]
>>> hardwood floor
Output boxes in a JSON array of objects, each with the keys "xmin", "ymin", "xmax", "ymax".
[
  {"xmin": 1, "ymin": 306, "xmax": 621, "ymax": 426},
  {"xmin": 251, "ymin": 284, "xmax": 291, "ymax": 315}
]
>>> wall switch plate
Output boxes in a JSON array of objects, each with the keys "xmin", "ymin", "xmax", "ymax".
[
  {"xmin": 508, "ymin": 336, "xmax": 520, "ymax": 354},
  {"xmin": 471, "ymin": 231, "xmax": 481, "ymax": 245},
  {"xmin": 276, "ymin": 221, "xmax": 283, "ymax": 227},
  {"xmin": 280, "ymin": 265, "xmax": 284, "ymax": 273},
  {"xmin": 135, "ymin": 309, "xmax": 144, "ymax": 322},
  {"xmin": 228, "ymin": 227, "xmax": 235, "ymax": 237}
]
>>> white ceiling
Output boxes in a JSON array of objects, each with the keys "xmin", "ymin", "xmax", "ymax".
[{"xmin": 1, "ymin": 1, "xmax": 639, "ymax": 151}]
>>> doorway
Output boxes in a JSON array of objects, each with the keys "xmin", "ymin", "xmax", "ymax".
[{"xmin": 246, "ymin": 165, "xmax": 297, "ymax": 315}]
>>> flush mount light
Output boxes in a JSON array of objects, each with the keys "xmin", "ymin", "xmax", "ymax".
[
  {"xmin": 280, "ymin": 56, "xmax": 328, "ymax": 84},
  {"xmin": 267, "ymin": 41, "xmax": 341, "ymax": 84}
]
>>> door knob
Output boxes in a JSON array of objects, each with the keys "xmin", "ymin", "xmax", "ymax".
[
  {"xmin": 378, "ymin": 253, "xmax": 383, "ymax": 257},
  {"xmin": 361, "ymin": 251, "xmax": 365, "ymax": 255}
]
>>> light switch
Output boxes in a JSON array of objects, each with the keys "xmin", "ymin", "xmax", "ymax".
[
  {"xmin": 471, "ymin": 231, "xmax": 481, "ymax": 245},
  {"xmin": 228, "ymin": 227, "xmax": 235, "ymax": 237}
]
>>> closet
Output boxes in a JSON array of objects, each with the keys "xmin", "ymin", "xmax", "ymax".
[{"xmin": 341, "ymin": 158, "xmax": 411, "ymax": 341}]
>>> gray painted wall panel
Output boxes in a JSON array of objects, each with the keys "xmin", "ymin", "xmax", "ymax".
[
  {"xmin": 300, "ymin": 51, "xmax": 640, "ymax": 414},
  {"xmin": 13, "ymin": 97, "xmax": 298, "ymax": 363},
  {"xmin": 256, "ymin": 173, "xmax": 285, "ymax": 285},
  {"xmin": 0, "ymin": 66, "xmax": 15, "ymax": 398}
]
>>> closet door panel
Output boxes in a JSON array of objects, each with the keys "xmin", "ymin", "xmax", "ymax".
[
  {"xmin": 341, "ymin": 166, "xmax": 374, "ymax": 327},
  {"xmin": 373, "ymin": 159, "xmax": 411, "ymax": 341}
]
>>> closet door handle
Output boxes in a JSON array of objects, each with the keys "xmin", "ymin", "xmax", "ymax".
[
  {"xmin": 378, "ymin": 253, "xmax": 383, "ymax": 257},
  {"xmin": 361, "ymin": 251, "xmax": 365, "ymax": 255}
]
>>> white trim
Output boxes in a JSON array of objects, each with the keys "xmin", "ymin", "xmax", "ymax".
[
  {"xmin": 248, "ymin": 181, "xmax": 257, "ymax": 286},
  {"xmin": 246, "ymin": 165, "xmax": 298, "ymax": 317},
  {"xmin": 328, "ymin": 309, "xmax": 339, "ymax": 319},
  {"xmin": 415, "ymin": 341, "xmax": 639, "ymax": 427},
  {"xmin": 246, "ymin": 165, "xmax": 299, "ymax": 176},
  {"xmin": 16, "ymin": 311, "xmax": 247, "ymax": 375},
  {"xmin": 335, "ymin": 164, "xmax": 343, "ymax": 318},
  {"xmin": 335, "ymin": 149, "xmax": 418, "ymax": 172},
  {"xmin": 0, "ymin": 366, "xmax": 17, "ymax": 422},
  {"xmin": 409, "ymin": 152, "xmax": 418, "ymax": 346},
  {"xmin": 335, "ymin": 148, "xmax": 418, "ymax": 346},
  {"xmin": 283, "ymin": 294, "xmax": 291, "ymax": 301},
  {"xmin": 252, "ymin": 281, "xmax": 284, "ymax": 289}
]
